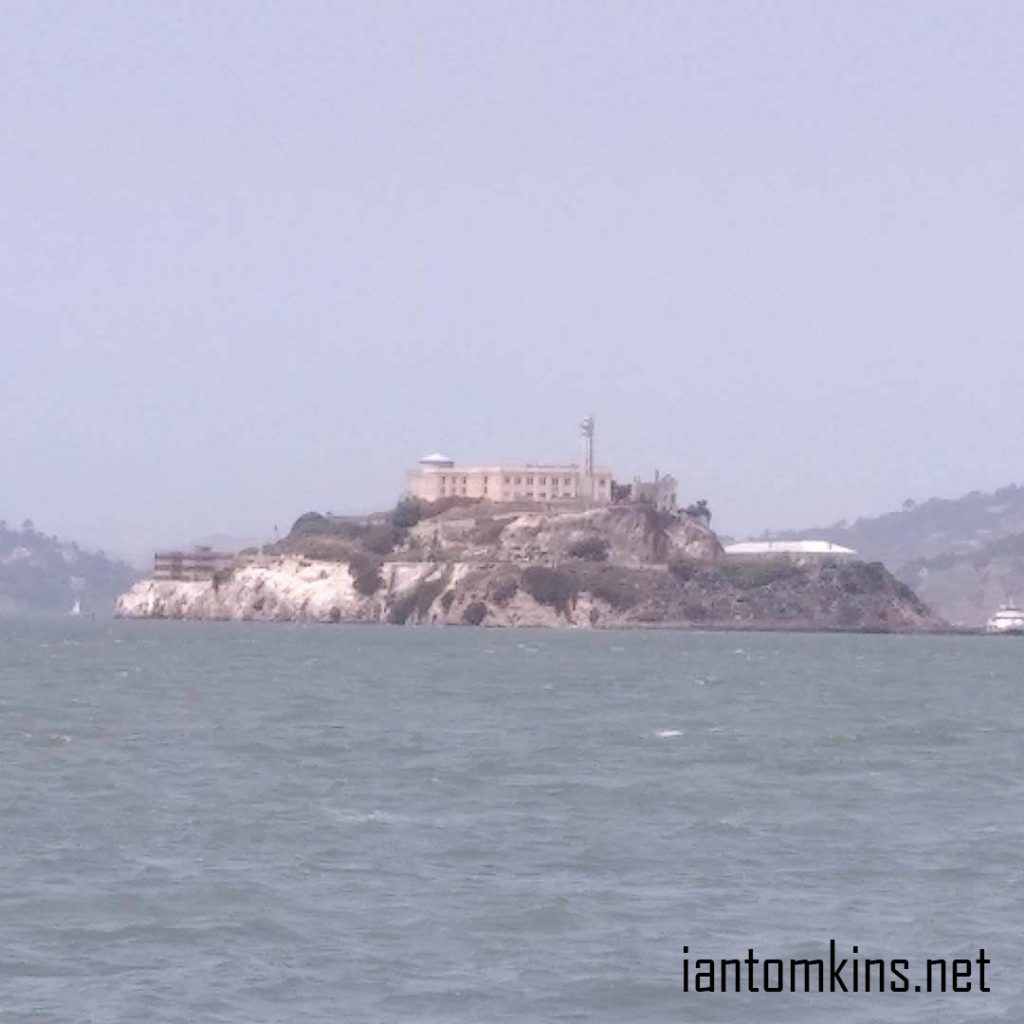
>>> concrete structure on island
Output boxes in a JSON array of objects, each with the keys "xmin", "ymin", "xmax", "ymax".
[
  {"xmin": 153, "ymin": 546, "xmax": 234, "ymax": 581},
  {"xmin": 406, "ymin": 415, "xmax": 690, "ymax": 512},
  {"xmin": 723, "ymin": 540, "xmax": 857, "ymax": 560},
  {"xmin": 407, "ymin": 457, "xmax": 613, "ymax": 504},
  {"xmin": 629, "ymin": 471, "xmax": 678, "ymax": 511},
  {"xmin": 406, "ymin": 415, "xmax": 613, "ymax": 505}
]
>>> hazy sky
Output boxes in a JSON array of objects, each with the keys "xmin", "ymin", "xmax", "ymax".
[{"xmin": 4, "ymin": 1, "xmax": 1023, "ymax": 559}]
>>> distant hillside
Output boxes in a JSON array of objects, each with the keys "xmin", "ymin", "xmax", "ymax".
[
  {"xmin": 766, "ymin": 484, "xmax": 1024, "ymax": 567},
  {"xmin": 900, "ymin": 531, "xmax": 1024, "ymax": 627},
  {"xmin": 765, "ymin": 484, "xmax": 1024, "ymax": 626},
  {"xmin": 0, "ymin": 521, "xmax": 140, "ymax": 616}
]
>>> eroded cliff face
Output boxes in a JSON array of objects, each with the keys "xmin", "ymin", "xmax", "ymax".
[
  {"xmin": 403, "ymin": 504, "xmax": 722, "ymax": 565},
  {"xmin": 117, "ymin": 503, "xmax": 943, "ymax": 631},
  {"xmin": 117, "ymin": 559, "xmax": 450, "ymax": 623}
]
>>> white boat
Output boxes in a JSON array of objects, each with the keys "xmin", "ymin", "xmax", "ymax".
[
  {"xmin": 70, "ymin": 598, "xmax": 81, "ymax": 616},
  {"xmin": 985, "ymin": 601, "xmax": 1024, "ymax": 634}
]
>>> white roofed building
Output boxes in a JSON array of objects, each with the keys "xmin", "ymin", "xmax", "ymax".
[
  {"xmin": 418, "ymin": 453, "xmax": 455, "ymax": 468},
  {"xmin": 724, "ymin": 540, "xmax": 857, "ymax": 559}
]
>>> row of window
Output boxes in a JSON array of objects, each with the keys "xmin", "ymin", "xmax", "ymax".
[
  {"xmin": 436, "ymin": 474, "xmax": 577, "ymax": 487},
  {"xmin": 435, "ymin": 474, "xmax": 609, "ymax": 497}
]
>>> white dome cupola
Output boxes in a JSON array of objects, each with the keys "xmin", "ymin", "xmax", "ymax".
[{"xmin": 419, "ymin": 452, "xmax": 455, "ymax": 468}]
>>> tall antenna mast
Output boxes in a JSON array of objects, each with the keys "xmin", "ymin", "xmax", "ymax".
[{"xmin": 580, "ymin": 414, "xmax": 595, "ymax": 501}]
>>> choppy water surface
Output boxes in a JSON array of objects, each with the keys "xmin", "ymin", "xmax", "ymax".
[{"xmin": 1, "ymin": 621, "xmax": 1021, "ymax": 1023}]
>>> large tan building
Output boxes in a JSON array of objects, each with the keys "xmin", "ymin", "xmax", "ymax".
[
  {"xmin": 407, "ymin": 456, "xmax": 613, "ymax": 504},
  {"xmin": 406, "ymin": 415, "xmax": 613, "ymax": 505}
]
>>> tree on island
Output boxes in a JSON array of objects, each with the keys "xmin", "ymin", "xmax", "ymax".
[
  {"xmin": 391, "ymin": 497, "xmax": 423, "ymax": 529},
  {"xmin": 684, "ymin": 499, "xmax": 711, "ymax": 524}
]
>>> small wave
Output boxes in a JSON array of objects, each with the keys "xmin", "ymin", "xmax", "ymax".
[
  {"xmin": 322, "ymin": 807, "xmax": 395, "ymax": 827},
  {"xmin": 656, "ymin": 729, "xmax": 682, "ymax": 738}
]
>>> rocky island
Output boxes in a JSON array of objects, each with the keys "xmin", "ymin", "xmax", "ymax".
[{"xmin": 116, "ymin": 498, "xmax": 942, "ymax": 632}]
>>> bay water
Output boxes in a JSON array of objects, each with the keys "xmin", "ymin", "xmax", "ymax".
[{"xmin": 1, "ymin": 620, "xmax": 1021, "ymax": 1022}]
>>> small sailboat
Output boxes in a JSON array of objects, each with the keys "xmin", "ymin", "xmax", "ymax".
[{"xmin": 70, "ymin": 598, "xmax": 81, "ymax": 616}]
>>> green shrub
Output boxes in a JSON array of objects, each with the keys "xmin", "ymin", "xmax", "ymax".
[
  {"xmin": 522, "ymin": 566, "xmax": 577, "ymax": 614},
  {"xmin": 668, "ymin": 556, "xmax": 698, "ymax": 581},
  {"xmin": 391, "ymin": 497, "xmax": 423, "ymax": 529},
  {"xmin": 348, "ymin": 550, "xmax": 383, "ymax": 595},
  {"xmin": 462, "ymin": 601, "xmax": 488, "ymax": 625},
  {"xmin": 472, "ymin": 517, "xmax": 510, "ymax": 545},
  {"xmin": 587, "ymin": 573, "xmax": 639, "ymax": 610},
  {"xmin": 718, "ymin": 559, "xmax": 802, "ymax": 588},
  {"xmin": 839, "ymin": 561, "xmax": 887, "ymax": 592},
  {"xmin": 362, "ymin": 523, "xmax": 402, "ymax": 555},
  {"xmin": 287, "ymin": 512, "xmax": 365, "ymax": 543},
  {"xmin": 567, "ymin": 536, "xmax": 610, "ymax": 561},
  {"xmin": 684, "ymin": 499, "xmax": 711, "ymax": 523},
  {"xmin": 836, "ymin": 599, "xmax": 862, "ymax": 628},
  {"xmin": 684, "ymin": 601, "xmax": 709, "ymax": 621},
  {"xmin": 290, "ymin": 512, "xmax": 330, "ymax": 536},
  {"xmin": 571, "ymin": 565, "xmax": 640, "ymax": 610},
  {"xmin": 300, "ymin": 540, "xmax": 354, "ymax": 562},
  {"xmin": 418, "ymin": 496, "xmax": 481, "ymax": 519},
  {"xmin": 489, "ymin": 576, "xmax": 519, "ymax": 605}
]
